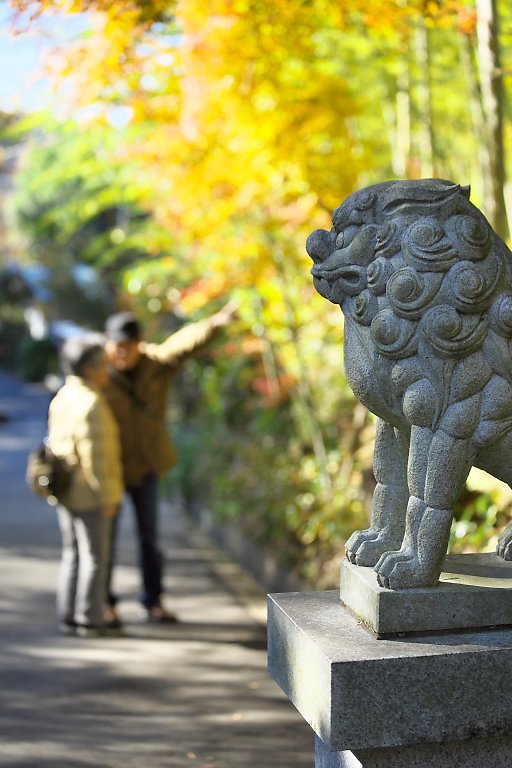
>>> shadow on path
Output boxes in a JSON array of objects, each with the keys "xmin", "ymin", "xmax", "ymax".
[{"xmin": 0, "ymin": 370, "xmax": 312, "ymax": 767}]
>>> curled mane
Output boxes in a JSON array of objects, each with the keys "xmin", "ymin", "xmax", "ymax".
[{"xmin": 340, "ymin": 180, "xmax": 512, "ymax": 361}]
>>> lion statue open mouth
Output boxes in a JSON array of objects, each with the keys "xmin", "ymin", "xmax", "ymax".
[{"xmin": 307, "ymin": 179, "xmax": 512, "ymax": 589}]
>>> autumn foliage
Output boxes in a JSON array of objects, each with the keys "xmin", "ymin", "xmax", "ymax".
[{"xmin": 7, "ymin": 0, "xmax": 512, "ymax": 585}]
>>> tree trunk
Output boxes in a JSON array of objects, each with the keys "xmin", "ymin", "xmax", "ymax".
[
  {"xmin": 476, "ymin": 0, "xmax": 509, "ymax": 239},
  {"xmin": 415, "ymin": 19, "xmax": 435, "ymax": 178},
  {"xmin": 395, "ymin": 49, "xmax": 411, "ymax": 178},
  {"xmin": 459, "ymin": 33, "xmax": 490, "ymax": 191}
]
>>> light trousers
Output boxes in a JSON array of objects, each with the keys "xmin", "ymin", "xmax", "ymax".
[{"xmin": 56, "ymin": 505, "xmax": 108, "ymax": 627}]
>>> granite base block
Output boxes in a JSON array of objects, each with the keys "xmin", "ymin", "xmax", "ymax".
[
  {"xmin": 315, "ymin": 733, "xmax": 512, "ymax": 768},
  {"xmin": 267, "ymin": 589, "xmax": 512, "ymax": 752},
  {"xmin": 340, "ymin": 552, "xmax": 512, "ymax": 636}
]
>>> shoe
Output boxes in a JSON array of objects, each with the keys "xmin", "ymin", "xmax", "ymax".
[
  {"xmin": 59, "ymin": 620, "xmax": 77, "ymax": 636},
  {"xmin": 103, "ymin": 605, "xmax": 123, "ymax": 631},
  {"xmin": 76, "ymin": 624, "xmax": 121, "ymax": 638},
  {"xmin": 105, "ymin": 617, "xmax": 123, "ymax": 631},
  {"xmin": 144, "ymin": 605, "xmax": 179, "ymax": 624}
]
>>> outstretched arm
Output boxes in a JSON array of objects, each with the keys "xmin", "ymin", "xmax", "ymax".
[{"xmin": 144, "ymin": 300, "xmax": 238, "ymax": 369}]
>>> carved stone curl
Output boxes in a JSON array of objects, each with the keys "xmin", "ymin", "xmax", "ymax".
[{"xmin": 306, "ymin": 179, "xmax": 512, "ymax": 589}]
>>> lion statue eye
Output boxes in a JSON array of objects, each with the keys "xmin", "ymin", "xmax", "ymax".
[{"xmin": 335, "ymin": 225, "xmax": 358, "ymax": 250}]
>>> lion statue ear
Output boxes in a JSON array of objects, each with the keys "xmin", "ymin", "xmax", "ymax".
[{"xmin": 381, "ymin": 179, "xmax": 464, "ymax": 216}]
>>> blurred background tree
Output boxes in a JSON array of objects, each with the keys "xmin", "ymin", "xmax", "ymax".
[{"xmin": 4, "ymin": 0, "xmax": 512, "ymax": 586}]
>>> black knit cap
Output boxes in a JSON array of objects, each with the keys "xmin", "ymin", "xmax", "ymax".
[{"xmin": 105, "ymin": 311, "xmax": 141, "ymax": 342}]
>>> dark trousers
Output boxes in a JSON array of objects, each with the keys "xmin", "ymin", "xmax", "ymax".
[{"xmin": 107, "ymin": 472, "xmax": 164, "ymax": 609}]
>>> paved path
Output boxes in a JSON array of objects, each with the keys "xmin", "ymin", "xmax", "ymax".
[{"xmin": 0, "ymin": 370, "xmax": 312, "ymax": 767}]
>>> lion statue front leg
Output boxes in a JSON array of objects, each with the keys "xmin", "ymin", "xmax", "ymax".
[
  {"xmin": 374, "ymin": 426, "xmax": 475, "ymax": 589},
  {"xmin": 345, "ymin": 419, "xmax": 409, "ymax": 566},
  {"xmin": 497, "ymin": 525, "xmax": 512, "ymax": 560}
]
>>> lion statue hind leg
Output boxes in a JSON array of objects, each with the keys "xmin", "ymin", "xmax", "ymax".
[{"xmin": 475, "ymin": 432, "xmax": 512, "ymax": 561}]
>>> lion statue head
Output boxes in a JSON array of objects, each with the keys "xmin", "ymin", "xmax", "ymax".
[{"xmin": 306, "ymin": 179, "xmax": 512, "ymax": 362}]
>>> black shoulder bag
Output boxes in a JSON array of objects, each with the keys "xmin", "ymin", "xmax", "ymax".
[{"xmin": 26, "ymin": 439, "xmax": 74, "ymax": 505}]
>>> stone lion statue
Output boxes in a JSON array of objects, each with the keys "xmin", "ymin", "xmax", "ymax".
[{"xmin": 306, "ymin": 179, "xmax": 512, "ymax": 589}]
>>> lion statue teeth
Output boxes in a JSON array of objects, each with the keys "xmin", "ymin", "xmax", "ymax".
[{"xmin": 306, "ymin": 178, "xmax": 512, "ymax": 590}]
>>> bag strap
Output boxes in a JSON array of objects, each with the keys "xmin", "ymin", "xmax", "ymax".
[{"xmin": 109, "ymin": 370, "xmax": 160, "ymax": 420}]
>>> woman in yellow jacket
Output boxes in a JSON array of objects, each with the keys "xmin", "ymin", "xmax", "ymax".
[{"xmin": 48, "ymin": 334, "xmax": 123, "ymax": 636}]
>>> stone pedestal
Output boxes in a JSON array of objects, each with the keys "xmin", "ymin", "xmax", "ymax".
[
  {"xmin": 340, "ymin": 552, "xmax": 512, "ymax": 637},
  {"xmin": 314, "ymin": 732, "xmax": 512, "ymax": 767},
  {"xmin": 267, "ymin": 585, "xmax": 512, "ymax": 767}
]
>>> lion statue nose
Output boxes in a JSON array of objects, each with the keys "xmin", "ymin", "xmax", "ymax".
[{"xmin": 306, "ymin": 229, "xmax": 333, "ymax": 264}]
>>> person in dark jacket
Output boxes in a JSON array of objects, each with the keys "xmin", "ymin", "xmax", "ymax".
[{"xmin": 103, "ymin": 304, "xmax": 236, "ymax": 623}]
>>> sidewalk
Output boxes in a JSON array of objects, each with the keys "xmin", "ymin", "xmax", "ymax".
[{"xmin": 0, "ymin": 370, "xmax": 312, "ymax": 768}]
